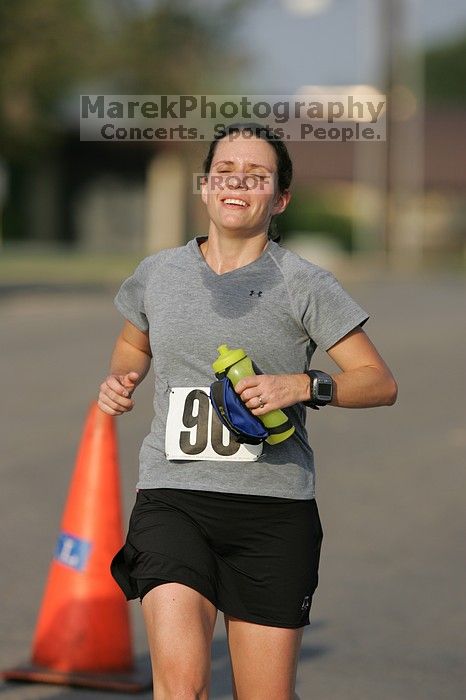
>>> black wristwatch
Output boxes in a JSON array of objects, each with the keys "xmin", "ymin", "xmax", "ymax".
[{"xmin": 303, "ymin": 370, "xmax": 334, "ymax": 410}]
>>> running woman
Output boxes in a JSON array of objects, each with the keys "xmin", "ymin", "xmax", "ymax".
[{"xmin": 98, "ymin": 122, "xmax": 397, "ymax": 700}]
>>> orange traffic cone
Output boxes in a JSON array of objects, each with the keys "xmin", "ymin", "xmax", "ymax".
[{"xmin": 3, "ymin": 402, "xmax": 151, "ymax": 692}]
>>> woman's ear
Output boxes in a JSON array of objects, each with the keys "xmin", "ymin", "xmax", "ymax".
[{"xmin": 272, "ymin": 189, "xmax": 291, "ymax": 216}]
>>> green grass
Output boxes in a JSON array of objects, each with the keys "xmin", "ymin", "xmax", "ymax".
[
  {"xmin": 0, "ymin": 250, "xmax": 143, "ymax": 286},
  {"xmin": 0, "ymin": 245, "xmax": 463, "ymax": 289}
]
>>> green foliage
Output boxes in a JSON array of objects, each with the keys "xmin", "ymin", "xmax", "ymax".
[
  {"xmin": 97, "ymin": 0, "xmax": 251, "ymax": 94},
  {"xmin": 0, "ymin": 0, "xmax": 254, "ymax": 160},
  {"xmin": 424, "ymin": 31, "xmax": 466, "ymax": 104},
  {"xmin": 0, "ymin": 0, "xmax": 99, "ymax": 157},
  {"xmin": 278, "ymin": 188, "xmax": 354, "ymax": 252}
]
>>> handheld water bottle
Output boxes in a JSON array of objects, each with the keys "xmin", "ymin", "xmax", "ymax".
[{"xmin": 212, "ymin": 344, "xmax": 295, "ymax": 445}]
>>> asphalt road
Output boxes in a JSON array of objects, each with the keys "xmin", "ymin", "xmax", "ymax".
[{"xmin": 1, "ymin": 268, "xmax": 465, "ymax": 699}]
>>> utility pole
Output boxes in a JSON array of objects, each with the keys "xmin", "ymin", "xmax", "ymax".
[
  {"xmin": 0, "ymin": 158, "xmax": 8, "ymax": 251},
  {"xmin": 352, "ymin": 0, "xmax": 424, "ymax": 268},
  {"xmin": 382, "ymin": 0, "xmax": 424, "ymax": 268}
]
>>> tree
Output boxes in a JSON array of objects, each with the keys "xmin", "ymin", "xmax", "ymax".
[
  {"xmin": 424, "ymin": 31, "xmax": 466, "ymax": 105},
  {"xmin": 0, "ymin": 0, "xmax": 253, "ymax": 160}
]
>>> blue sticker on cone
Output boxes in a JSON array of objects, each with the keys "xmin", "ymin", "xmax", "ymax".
[{"xmin": 54, "ymin": 532, "xmax": 92, "ymax": 572}]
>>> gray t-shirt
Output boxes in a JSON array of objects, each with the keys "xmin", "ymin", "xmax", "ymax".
[{"xmin": 114, "ymin": 236, "xmax": 369, "ymax": 499}]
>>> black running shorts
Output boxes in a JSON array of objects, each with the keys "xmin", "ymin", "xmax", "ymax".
[{"xmin": 111, "ymin": 488, "xmax": 324, "ymax": 629}]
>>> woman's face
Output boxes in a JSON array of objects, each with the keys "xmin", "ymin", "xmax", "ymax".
[{"xmin": 201, "ymin": 134, "xmax": 291, "ymax": 238}]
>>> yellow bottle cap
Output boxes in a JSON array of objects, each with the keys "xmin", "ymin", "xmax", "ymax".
[{"xmin": 212, "ymin": 344, "xmax": 247, "ymax": 375}]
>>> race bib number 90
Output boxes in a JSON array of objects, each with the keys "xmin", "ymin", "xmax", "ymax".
[{"xmin": 165, "ymin": 387, "xmax": 262, "ymax": 462}]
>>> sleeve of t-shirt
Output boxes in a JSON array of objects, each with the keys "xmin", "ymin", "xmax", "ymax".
[
  {"xmin": 113, "ymin": 259, "xmax": 149, "ymax": 332},
  {"xmin": 300, "ymin": 268, "xmax": 370, "ymax": 351}
]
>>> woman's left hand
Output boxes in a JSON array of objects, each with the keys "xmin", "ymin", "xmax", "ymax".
[{"xmin": 235, "ymin": 373, "xmax": 310, "ymax": 415}]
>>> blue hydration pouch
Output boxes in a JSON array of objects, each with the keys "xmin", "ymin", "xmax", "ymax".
[{"xmin": 209, "ymin": 377, "xmax": 269, "ymax": 445}]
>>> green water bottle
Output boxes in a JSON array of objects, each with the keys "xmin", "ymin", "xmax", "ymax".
[{"xmin": 212, "ymin": 344, "xmax": 295, "ymax": 445}]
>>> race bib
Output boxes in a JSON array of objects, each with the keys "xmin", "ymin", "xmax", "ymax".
[{"xmin": 165, "ymin": 387, "xmax": 262, "ymax": 461}]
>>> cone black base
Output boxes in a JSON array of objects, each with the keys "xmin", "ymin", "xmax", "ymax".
[{"xmin": 3, "ymin": 657, "xmax": 152, "ymax": 694}]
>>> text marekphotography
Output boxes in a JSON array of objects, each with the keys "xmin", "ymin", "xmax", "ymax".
[{"xmin": 80, "ymin": 94, "xmax": 386, "ymax": 143}]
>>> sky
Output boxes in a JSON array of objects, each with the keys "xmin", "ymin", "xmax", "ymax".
[{"xmin": 235, "ymin": 0, "xmax": 466, "ymax": 93}]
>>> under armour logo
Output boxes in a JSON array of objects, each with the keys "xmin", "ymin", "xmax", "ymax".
[
  {"xmin": 249, "ymin": 290, "xmax": 263, "ymax": 297},
  {"xmin": 301, "ymin": 595, "xmax": 310, "ymax": 611}
]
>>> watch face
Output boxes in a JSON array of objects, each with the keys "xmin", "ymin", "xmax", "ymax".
[{"xmin": 317, "ymin": 383, "xmax": 332, "ymax": 399}]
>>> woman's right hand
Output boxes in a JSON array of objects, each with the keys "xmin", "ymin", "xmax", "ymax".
[{"xmin": 98, "ymin": 371, "xmax": 140, "ymax": 416}]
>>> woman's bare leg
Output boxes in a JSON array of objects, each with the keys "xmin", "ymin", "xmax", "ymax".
[
  {"xmin": 224, "ymin": 614, "xmax": 304, "ymax": 700},
  {"xmin": 142, "ymin": 582, "xmax": 218, "ymax": 699}
]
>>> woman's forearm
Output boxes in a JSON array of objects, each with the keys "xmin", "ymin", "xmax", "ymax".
[
  {"xmin": 109, "ymin": 335, "xmax": 152, "ymax": 387},
  {"xmin": 98, "ymin": 322, "xmax": 153, "ymax": 415},
  {"xmin": 236, "ymin": 367, "xmax": 398, "ymax": 415},
  {"xmin": 329, "ymin": 366, "xmax": 397, "ymax": 408}
]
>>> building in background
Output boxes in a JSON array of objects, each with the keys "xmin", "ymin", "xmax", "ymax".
[{"xmin": 0, "ymin": 0, "xmax": 465, "ymax": 267}]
